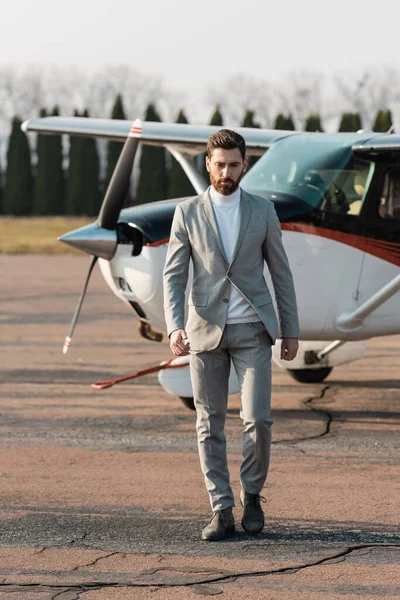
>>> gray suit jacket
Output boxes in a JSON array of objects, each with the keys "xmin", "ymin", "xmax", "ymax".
[{"xmin": 163, "ymin": 187, "xmax": 300, "ymax": 352}]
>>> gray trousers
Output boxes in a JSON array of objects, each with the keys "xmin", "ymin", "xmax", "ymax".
[{"xmin": 190, "ymin": 322, "xmax": 273, "ymax": 511}]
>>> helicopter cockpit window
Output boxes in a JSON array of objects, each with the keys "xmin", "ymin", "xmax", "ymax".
[{"xmin": 379, "ymin": 169, "xmax": 400, "ymax": 220}]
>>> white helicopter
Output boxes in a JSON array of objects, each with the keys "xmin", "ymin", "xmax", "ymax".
[{"xmin": 23, "ymin": 117, "xmax": 400, "ymax": 410}]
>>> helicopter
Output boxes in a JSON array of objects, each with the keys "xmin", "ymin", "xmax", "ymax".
[{"xmin": 22, "ymin": 117, "xmax": 400, "ymax": 410}]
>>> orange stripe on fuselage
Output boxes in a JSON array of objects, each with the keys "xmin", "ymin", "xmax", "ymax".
[
  {"xmin": 281, "ymin": 223, "xmax": 400, "ymax": 267},
  {"xmin": 146, "ymin": 237, "xmax": 170, "ymax": 247},
  {"xmin": 143, "ymin": 225, "xmax": 400, "ymax": 267}
]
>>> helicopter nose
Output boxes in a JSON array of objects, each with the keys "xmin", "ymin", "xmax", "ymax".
[{"xmin": 58, "ymin": 222, "xmax": 117, "ymax": 260}]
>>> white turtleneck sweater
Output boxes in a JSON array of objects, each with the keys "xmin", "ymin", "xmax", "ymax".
[{"xmin": 209, "ymin": 186, "xmax": 260, "ymax": 324}]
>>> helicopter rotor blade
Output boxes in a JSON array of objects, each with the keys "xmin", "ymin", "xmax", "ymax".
[{"xmin": 63, "ymin": 256, "xmax": 98, "ymax": 354}]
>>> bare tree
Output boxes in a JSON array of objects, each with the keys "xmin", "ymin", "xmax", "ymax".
[
  {"xmin": 334, "ymin": 67, "xmax": 400, "ymax": 128},
  {"xmin": 205, "ymin": 71, "xmax": 328, "ymax": 130},
  {"xmin": 274, "ymin": 70, "xmax": 325, "ymax": 129},
  {"xmin": 78, "ymin": 65, "xmax": 162, "ymax": 118},
  {"xmin": 206, "ymin": 73, "xmax": 275, "ymax": 127},
  {"xmin": 1, "ymin": 63, "xmax": 400, "ymax": 140},
  {"xmin": 0, "ymin": 64, "xmax": 172, "ymax": 126},
  {"xmin": 0, "ymin": 67, "xmax": 43, "ymax": 123}
]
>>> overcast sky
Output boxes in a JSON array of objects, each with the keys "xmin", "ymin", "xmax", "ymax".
[{"xmin": 2, "ymin": 0, "xmax": 399, "ymax": 89}]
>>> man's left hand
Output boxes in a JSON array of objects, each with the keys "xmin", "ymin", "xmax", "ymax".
[{"xmin": 281, "ymin": 338, "xmax": 299, "ymax": 361}]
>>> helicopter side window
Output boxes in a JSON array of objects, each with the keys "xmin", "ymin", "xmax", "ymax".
[{"xmin": 379, "ymin": 169, "xmax": 400, "ymax": 220}]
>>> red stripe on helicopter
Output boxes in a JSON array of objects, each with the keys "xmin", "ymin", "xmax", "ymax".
[{"xmin": 281, "ymin": 223, "xmax": 400, "ymax": 267}]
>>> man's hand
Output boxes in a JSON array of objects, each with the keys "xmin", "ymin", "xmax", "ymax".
[
  {"xmin": 170, "ymin": 329, "xmax": 190, "ymax": 356},
  {"xmin": 281, "ymin": 338, "xmax": 299, "ymax": 361}
]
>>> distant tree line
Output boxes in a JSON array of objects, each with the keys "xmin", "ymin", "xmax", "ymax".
[{"xmin": 0, "ymin": 97, "xmax": 394, "ymax": 216}]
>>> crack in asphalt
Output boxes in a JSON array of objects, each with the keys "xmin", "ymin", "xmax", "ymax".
[
  {"xmin": 304, "ymin": 385, "xmax": 333, "ymax": 436},
  {"xmin": 141, "ymin": 566, "xmax": 226, "ymax": 576},
  {"xmin": 69, "ymin": 532, "xmax": 87, "ymax": 546},
  {"xmin": 52, "ymin": 590, "xmax": 80, "ymax": 600},
  {"xmin": 275, "ymin": 385, "xmax": 333, "ymax": 445},
  {"xmin": 71, "ymin": 551, "xmax": 121, "ymax": 572},
  {"xmin": 0, "ymin": 543, "xmax": 398, "ymax": 596}
]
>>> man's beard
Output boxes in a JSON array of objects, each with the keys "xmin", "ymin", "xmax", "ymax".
[{"xmin": 210, "ymin": 170, "xmax": 244, "ymax": 196}]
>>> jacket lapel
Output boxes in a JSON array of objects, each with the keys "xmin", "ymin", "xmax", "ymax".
[
  {"xmin": 200, "ymin": 190, "xmax": 229, "ymax": 264},
  {"xmin": 230, "ymin": 189, "xmax": 251, "ymax": 266}
]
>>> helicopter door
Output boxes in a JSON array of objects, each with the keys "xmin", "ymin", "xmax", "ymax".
[{"xmin": 357, "ymin": 164, "xmax": 400, "ymax": 336}]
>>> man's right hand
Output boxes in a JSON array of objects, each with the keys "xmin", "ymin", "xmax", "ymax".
[{"xmin": 169, "ymin": 329, "xmax": 190, "ymax": 356}]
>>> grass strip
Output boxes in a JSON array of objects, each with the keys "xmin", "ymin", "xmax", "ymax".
[{"xmin": 0, "ymin": 216, "xmax": 93, "ymax": 254}]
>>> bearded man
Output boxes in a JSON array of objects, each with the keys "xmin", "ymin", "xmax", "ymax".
[{"xmin": 163, "ymin": 129, "xmax": 299, "ymax": 541}]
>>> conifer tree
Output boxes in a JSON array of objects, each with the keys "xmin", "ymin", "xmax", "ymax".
[
  {"xmin": 66, "ymin": 109, "xmax": 81, "ymax": 215},
  {"xmin": 338, "ymin": 113, "xmax": 352, "ymax": 132},
  {"xmin": 3, "ymin": 116, "xmax": 33, "ymax": 215},
  {"xmin": 50, "ymin": 106, "xmax": 65, "ymax": 213},
  {"xmin": 81, "ymin": 108, "xmax": 100, "ymax": 216},
  {"xmin": 82, "ymin": 143, "xmax": 100, "ymax": 215},
  {"xmin": 241, "ymin": 109, "xmax": 260, "ymax": 169},
  {"xmin": 202, "ymin": 105, "xmax": 224, "ymax": 181},
  {"xmin": 305, "ymin": 114, "xmax": 324, "ymax": 132},
  {"xmin": 274, "ymin": 114, "xmax": 286, "ymax": 129},
  {"xmin": 33, "ymin": 107, "xmax": 48, "ymax": 214},
  {"xmin": 168, "ymin": 109, "xmax": 196, "ymax": 199},
  {"xmin": 0, "ymin": 157, "xmax": 2, "ymax": 214},
  {"xmin": 285, "ymin": 115, "xmax": 295, "ymax": 130},
  {"xmin": 105, "ymin": 94, "xmax": 126, "ymax": 191},
  {"xmin": 353, "ymin": 113, "xmax": 362, "ymax": 131},
  {"xmin": 241, "ymin": 109, "xmax": 259, "ymax": 129},
  {"xmin": 136, "ymin": 104, "xmax": 168, "ymax": 204},
  {"xmin": 209, "ymin": 105, "xmax": 223, "ymax": 126},
  {"xmin": 338, "ymin": 112, "xmax": 362, "ymax": 132},
  {"xmin": 372, "ymin": 109, "xmax": 393, "ymax": 132},
  {"xmin": 66, "ymin": 109, "xmax": 99, "ymax": 215},
  {"xmin": 34, "ymin": 107, "xmax": 64, "ymax": 214},
  {"xmin": 274, "ymin": 114, "xmax": 295, "ymax": 130}
]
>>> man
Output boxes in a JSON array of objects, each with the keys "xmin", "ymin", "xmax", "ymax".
[{"xmin": 163, "ymin": 129, "xmax": 299, "ymax": 541}]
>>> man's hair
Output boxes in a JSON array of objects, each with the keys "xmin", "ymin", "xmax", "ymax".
[{"xmin": 207, "ymin": 129, "xmax": 246, "ymax": 160}]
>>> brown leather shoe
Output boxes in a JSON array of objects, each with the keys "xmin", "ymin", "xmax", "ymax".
[
  {"xmin": 201, "ymin": 507, "xmax": 235, "ymax": 541},
  {"xmin": 240, "ymin": 489, "xmax": 265, "ymax": 535}
]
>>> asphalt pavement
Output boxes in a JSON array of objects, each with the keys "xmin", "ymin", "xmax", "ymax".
[{"xmin": 0, "ymin": 255, "xmax": 399, "ymax": 599}]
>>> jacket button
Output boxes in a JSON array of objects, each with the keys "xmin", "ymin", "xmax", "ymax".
[{"xmin": 223, "ymin": 298, "xmax": 229, "ymax": 303}]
